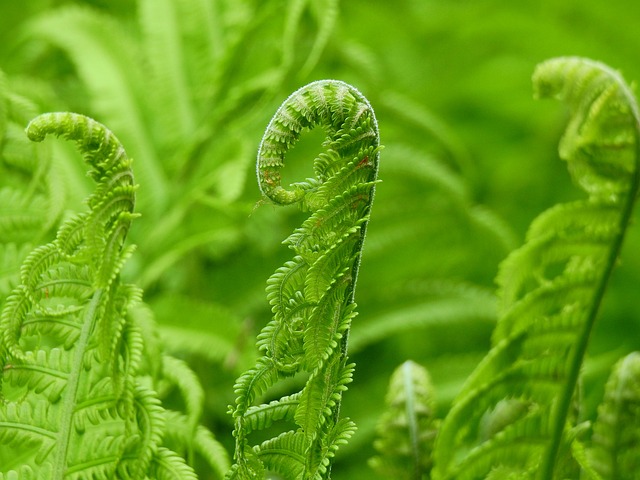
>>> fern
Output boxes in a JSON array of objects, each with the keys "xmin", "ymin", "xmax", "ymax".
[
  {"xmin": 369, "ymin": 360, "xmax": 439, "ymax": 480},
  {"xmin": 432, "ymin": 57, "xmax": 640, "ymax": 479},
  {"xmin": 19, "ymin": 1, "xmax": 345, "ymax": 320},
  {"xmin": 0, "ymin": 113, "xmax": 229, "ymax": 479},
  {"xmin": 589, "ymin": 351, "xmax": 640, "ymax": 478},
  {"xmin": 228, "ymin": 80, "xmax": 380, "ymax": 479}
]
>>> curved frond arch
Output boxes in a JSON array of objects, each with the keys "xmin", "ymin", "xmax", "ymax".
[{"xmin": 230, "ymin": 79, "xmax": 380, "ymax": 479}]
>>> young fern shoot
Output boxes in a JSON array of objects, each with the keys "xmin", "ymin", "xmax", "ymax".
[
  {"xmin": 0, "ymin": 113, "xmax": 224, "ymax": 479},
  {"xmin": 369, "ymin": 360, "xmax": 439, "ymax": 480},
  {"xmin": 432, "ymin": 57, "xmax": 640, "ymax": 479},
  {"xmin": 589, "ymin": 352, "xmax": 640, "ymax": 477},
  {"xmin": 229, "ymin": 80, "xmax": 380, "ymax": 479}
]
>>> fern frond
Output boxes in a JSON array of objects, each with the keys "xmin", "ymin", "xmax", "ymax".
[
  {"xmin": 2, "ymin": 348, "xmax": 70, "ymax": 402},
  {"xmin": 256, "ymin": 430, "xmax": 308, "ymax": 479},
  {"xmin": 230, "ymin": 80, "xmax": 380, "ymax": 478},
  {"xmin": 0, "ymin": 464, "xmax": 38, "ymax": 480},
  {"xmin": 0, "ymin": 112, "xmax": 149, "ymax": 478},
  {"xmin": 160, "ymin": 355, "xmax": 204, "ymax": 433},
  {"xmin": 0, "ymin": 244, "xmax": 31, "ymax": 302},
  {"xmin": 589, "ymin": 351, "xmax": 640, "ymax": 478},
  {"xmin": 149, "ymin": 447, "xmax": 198, "ymax": 480},
  {"xmin": 233, "ymin": 357, "xmax": 282, "ymax": 418},
  {"xmin": 369, "ymin": 360, "xmax": 439, "ymax": 480},
  {"xmin": 121, "ymin": 383, "xmax": 166, "ymax": 478},
  {"xmin": 242, "ymin": 392, "xmax": 301, "ymax": 433},
  {"xmin": 294, "ymin": 358, "xmax": 354, "ymax": 442},
  {"xmin": 305, "ymin": 417, "xmax": 357, "ymax": 480},
  {"xmin": 0, "ymin": 399, "xmax": 57, "ymax": 463},
  {"xmin": 433, "ymin": 57, "xmax": 640, "ymax": 479}
]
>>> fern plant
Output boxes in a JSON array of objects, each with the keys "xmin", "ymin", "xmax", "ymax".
[
  {"xmin": 18, "ymin": 0, "xmax": 343, "ymax": 282},
  {"xmin": 11, "ymin": 2, "xmax": 352, "ymax": 401},
  {"xmin": 228, "ymin": 79, "xmax": 380, "ymax": 479},
  {"xmin": 589, "ymin": 351, "xmax": 640, "ymax": 478},
  {"xmin": 428, "ymin": 57, "xmax": 640, "ymax": 479},
  {"xmin": 0, "ymin": 113, "xmax": 228, "ymax": 479},
  {"xmin": 369, "ymin": 360, "xmax": 439, "ymax": 480}
]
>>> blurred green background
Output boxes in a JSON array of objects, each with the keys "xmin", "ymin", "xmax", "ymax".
[{"xmin": 1, "ymin": 0, "xmax": 640, "ymax": 478}]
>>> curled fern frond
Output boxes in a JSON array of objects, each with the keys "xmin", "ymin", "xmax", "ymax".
[
  {"xmin": 0, "ymin": 113, "xmax": 224, "ymax": 479},
  {"xmin": 432, "ymin": 57, "xmax": 640, "ymax": 479},
  {"xmin": 0, "ymin": 113, "xmax": 141, "ymax": 478},
  {"xmin": 230, "ymin": 80, "xmax": 380, "ymax": 479}
]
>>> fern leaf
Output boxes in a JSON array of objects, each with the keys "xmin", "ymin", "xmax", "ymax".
[
  {"xmin": 123, "ymin": 383, "xmax": 166, "ymax": 478},
  {"xmin": 433, "ymin": 57, "xmax": 640, "ymax": 479},
  {"xmin": 0, "ymin": 399, "xmax": 57, "ymax": 464},
  {"xmin": 2, "ymin": 348, "xmax": 70, "ymax": 402},
  {"xmin": 242, "ymin": 392, "xmax": 301, "ymax": 433},
  {"xmin": 149, "ymin": 447, "xmax": 198, "ymax": 480},
  {"xmin": 294, "ymin": 358, "xmax": 354, "ymax": 442},
  {"xmin": 0, "ymin": 113, "xmax": 144, "ymax": 478},
  {"xmin": 232, "ymin": 357, "xmax": 282, "ymax": 417},
  {"xmin": 255, "ymin": 430, "xmax": 308, "ymax": 479},
  {"xmin": 161, "ymin": 355, "xmax": 204, "ymax": 433},
  {"xmin": 230, "ymin": 80, "xmax": 380, "ymax": 478},
  {"xmin": 305, "ymin": 417, "xmax": 357, "ymax": 480}
]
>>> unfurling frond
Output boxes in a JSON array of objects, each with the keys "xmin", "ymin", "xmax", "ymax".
[
  {"xmin": 230, "ymin": 80, "xmax": 380, "ymax": 479},
  {"xmin": 0, "ymin": 113, "xmax": 223, "ymax": 479},
  {"xmin": 0, "ymin": 113, "xmax": 141, "ymax": 478},
  {"xmin": 433, "ymin": 57, "xmax": 640, "ymax": 479}
]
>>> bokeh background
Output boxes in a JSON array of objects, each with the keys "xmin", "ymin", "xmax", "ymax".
[{"xmin": 2, "ymin": 0, "xmax": 640, "ymax": 477}]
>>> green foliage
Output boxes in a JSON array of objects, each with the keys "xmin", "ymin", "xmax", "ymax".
[
  {"xmin": 369, "ymin": 360, "xmax": 439, "ymax": 480},
  {"xmin": 0, "ymin": 71, "xmax": 64, "ymax": 307},
  {"xmin": 589, "ymin": 352, "xmax": 640, "ymax": 478},
  {"xmin": 3, "ymin": 1, "xmax": 640, "ymax": 479},
  {"xmin": 0, "ymin": 113, "xmax": 228, "ymax": 479},
  {"xmin": 229, "ymin": 80, "xmax": 379, "ymax": 479},
  {"xmin": 432, "ymin": 57, "xmax": 640, "ymax": 479}
]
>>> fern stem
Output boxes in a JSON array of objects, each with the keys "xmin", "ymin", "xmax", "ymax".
[
  {"xmin": 539, "ymin": 66, "xmax": 640, "ymax": 480},
  {"xmin": 53, "ymin": 289, "xmax": 104, "ymax": 479}
]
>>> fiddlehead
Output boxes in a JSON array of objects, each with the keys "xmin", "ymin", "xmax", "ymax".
[
  {"xmin": 432, "ymin": 57, "xmax": 640, "ymax": 479},
  {"xmin": 0, "ymin": 113, "xmax": 228, "ymax": 479},
  {"xmin": 0, "ymin": 112, "xmax": 142, "ymax": 478},
  {"xmin": 230, "ymin": 80, "xmax": 380, "ymax": 479}
]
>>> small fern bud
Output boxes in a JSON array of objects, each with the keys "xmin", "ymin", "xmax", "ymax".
[{"xmin": 369, "ymin": 360, "xmax": 439, "ymax": 480}]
